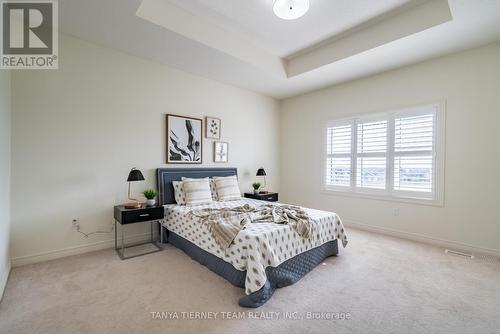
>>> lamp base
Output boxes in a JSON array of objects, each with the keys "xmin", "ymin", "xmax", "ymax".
[{"xmin": 124, "ymin": 201, "xmax": 142, "ymax": 209}]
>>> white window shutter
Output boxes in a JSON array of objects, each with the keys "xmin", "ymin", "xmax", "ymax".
[
  {"xmin": 356, "ymin": 120, "xmax": 387, "ymax": 190},
  {"xmin": 326, "ymin": 124, "xmax": 352, "ymax": 187},
  {"xmin": 324, "ymin": 104, "xmax": 442, "ymax": 204},
  {"xmin": 393, "ymin": 113, "xmax": 434, "ymax": 193}
]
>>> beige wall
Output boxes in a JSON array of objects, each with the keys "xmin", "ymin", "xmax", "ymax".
[
  {"xmin": 10, "ymin": 35, "xmax": 280, "ymax": 265},
  {"xmin": 280, "ymin": 42, "xmax": 500, "ymax": 255},
  {"xmin": 0, "ymin": 70, "xmax": 11, "ymax": 297}
]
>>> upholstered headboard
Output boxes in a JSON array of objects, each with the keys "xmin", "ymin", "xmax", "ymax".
[{"xmin": 156, "ymin": 167, "xmax": 238, "ymax": 205}]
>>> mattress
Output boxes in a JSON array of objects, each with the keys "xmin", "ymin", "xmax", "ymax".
[{"xmin": 162, "ymin": 198, "xmax": 348, "ymax": 295}]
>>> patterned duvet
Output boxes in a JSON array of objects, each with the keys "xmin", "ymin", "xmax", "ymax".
[{"xmin": 162, "ymin": 198, "xmax": 348, "ymax": 295}]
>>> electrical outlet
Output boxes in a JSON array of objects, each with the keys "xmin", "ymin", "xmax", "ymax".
[{"xmin": 72, "ymin": 218, "xmax": 80, "ymax": 231}]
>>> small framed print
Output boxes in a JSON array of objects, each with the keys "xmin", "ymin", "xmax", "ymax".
[
  {"xmin": 206, "ymin": 117, "xmax": 221, "ymax": 139},
  {"xmin": 214, "ymin": 141, "xmax": 228, "ymax": 163}
]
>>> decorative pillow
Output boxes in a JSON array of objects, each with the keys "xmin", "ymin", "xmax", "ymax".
[
  {"xmin": 209, "ymin": 178, "xmax": 219, "ymax": 201},
  {"xmin": 181, "ymin": 177, "xmax": 213, "ymax": 206},
  {"xmin": 213, "ymin": 175, "xmax": 241, "ymax": 201},
  {"xmin": 172, "ymin": 181, "xmax": 186, "ymax": 205}
]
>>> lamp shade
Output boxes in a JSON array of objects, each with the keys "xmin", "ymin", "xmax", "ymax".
[
  {"xmin": 127, "ymin": 168, "xmax": 145, "ymax": 182},
  {"xmin": 256, "ymin": 168, "xmax": 267, "ymax": 176}
]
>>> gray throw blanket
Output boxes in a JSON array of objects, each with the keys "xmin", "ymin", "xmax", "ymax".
[{"xmin": 188, "ymin": 204, "xmax": 313, "ymax": 249}]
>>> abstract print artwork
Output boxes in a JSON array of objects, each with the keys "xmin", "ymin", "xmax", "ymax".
[
  {"xmin": 214, "ymin": 141, "xmax": 228, "ymax": 163},
  {"xmin": 167, "ymin": 114, "xmax": 203, "ymax": 164},
  {"xmin": 206, "ymin": 117, "xmax": 221, "ymax": 139}
]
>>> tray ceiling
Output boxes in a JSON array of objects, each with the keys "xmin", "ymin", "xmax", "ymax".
[{"xmin": 59, "ymin": 0, "xmax": 500, "ymax": 99}]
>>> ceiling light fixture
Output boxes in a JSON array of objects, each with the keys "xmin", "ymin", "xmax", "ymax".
[{"xmin": 273, "ymin": 0, "xmax": 310, "ymax": 20}]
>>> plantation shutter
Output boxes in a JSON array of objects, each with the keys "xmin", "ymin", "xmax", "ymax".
[
  {"xmin": 324, "ymin": 104, "xmax": 441, "ymax": 203},
  {"xmin": 326, "ymin": 124, "xmax": 352, "ymax": 187},
  {"xmin": 355, "ymin": 119, "xmax": 387, "ymax": 190},
  {"xmin": 393, "ymin": 112, "xmax": 435, "ymax": 193}
]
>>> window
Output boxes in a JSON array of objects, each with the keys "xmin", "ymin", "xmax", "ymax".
[
  {"xmin": 326, "ymin": 124, "xmax": 351, "ymax": 187},
  {"xmin": 356, "ymin": 119, "xmax": 387, "ymax": 190},
  {"xmin": 324, "ymin": 104, "xmax": 444, "ymax": 204}
]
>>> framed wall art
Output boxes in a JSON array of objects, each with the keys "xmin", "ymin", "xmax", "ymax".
[
  {"xmin": 213, "ymin": 141, "xmax": 228, "ymax": 163},
  {"xmin": 205, "ymin": 117, "xmax": 221, "ymax": 139},
  {"xmin": 166, "ymin": 114, "xmax": 203, "ymax": 164}
]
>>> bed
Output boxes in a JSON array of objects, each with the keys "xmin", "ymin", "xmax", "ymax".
[{"xmin": 157, "ymin": 168, "xmax": 347, "ymax": 307}]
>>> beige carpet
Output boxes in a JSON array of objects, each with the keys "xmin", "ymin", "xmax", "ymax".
[{"xmin": 1, "ymin": 229, "xmax": 499, "ymax": 334}]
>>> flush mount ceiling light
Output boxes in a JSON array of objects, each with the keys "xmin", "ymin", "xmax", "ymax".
[{"xmin": 273, "ymin": 0, "xmax": 310, "ymax": 20}]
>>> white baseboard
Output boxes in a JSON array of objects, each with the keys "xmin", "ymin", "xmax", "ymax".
[
  {"xmin": 1, "ymin": 260, "xmax": 11, "ymax": 302},
  {"xmin": 344, "ymin": 219, "xmax": 500, "ymax": 258},
  {"xmin": 10, "ymin": 221, "xmax": 499, "ymax": 267},
  {"xmin": 11, "ymin": 233, "xmax": 152, "ymax": 267}
]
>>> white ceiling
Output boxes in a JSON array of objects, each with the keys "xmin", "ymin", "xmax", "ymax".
[
  {"xmin": 166, "ymin": 0, "xmax": 411, "ymax": 57},
  {"xmin": 59, "ymin": 0, "xmax": 500, "ymax": 99}
]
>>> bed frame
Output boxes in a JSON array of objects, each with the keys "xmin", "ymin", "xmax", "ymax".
[{"xmin": 156, "ymin": 167, "xmax": 338, "ymax": 307}]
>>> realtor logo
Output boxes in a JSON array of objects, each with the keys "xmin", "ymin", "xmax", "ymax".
[{"xmin": 1, "ymin": 0, "xmax": 58, "ymax": 69}]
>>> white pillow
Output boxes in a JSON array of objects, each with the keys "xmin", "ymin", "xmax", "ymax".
[
  {"xmin": 209, "ymin": 178, "xmax": 219, "ymax": 201},
  {"xmin": 213, "ymin": 175, "xmax": 241, "ymax": 201},
  {"xmin": 181, "ymin": 177, "xmax": 213, "ymax": 206},
  {"xmin": 172, "ymin": 181, "xmax": 186, "ymax": 205}
]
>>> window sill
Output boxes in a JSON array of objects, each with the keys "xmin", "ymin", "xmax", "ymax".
[{"xmin": 321, "ymin": 188, "xmax": 444, "ymax": 207}]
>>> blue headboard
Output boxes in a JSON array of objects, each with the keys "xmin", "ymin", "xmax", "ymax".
[{"xmin": 156, "ymin": 167, "xmax": 238, "ymax": 205}]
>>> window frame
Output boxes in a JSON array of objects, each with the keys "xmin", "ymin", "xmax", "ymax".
[{"xmin": 322, "ymin": 103, "xmax": 445, "ymax": 206}]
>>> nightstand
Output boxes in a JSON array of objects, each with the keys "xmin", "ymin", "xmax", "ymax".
[
  {"xmin": 113, "ymin": 205, "xmax": 164, "ymax": 260},
  {"xmin": 244, "ymin": 192, "xmax": 279, "ymax": 202}
]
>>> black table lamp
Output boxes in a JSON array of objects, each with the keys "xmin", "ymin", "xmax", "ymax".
[
  {"xmin": 256, "ymin": 167, "xmax": 267, "ymax": 193},
  {"xmin": 125, "ymin": 168, "xmax": 145, "ymax": 209}
]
